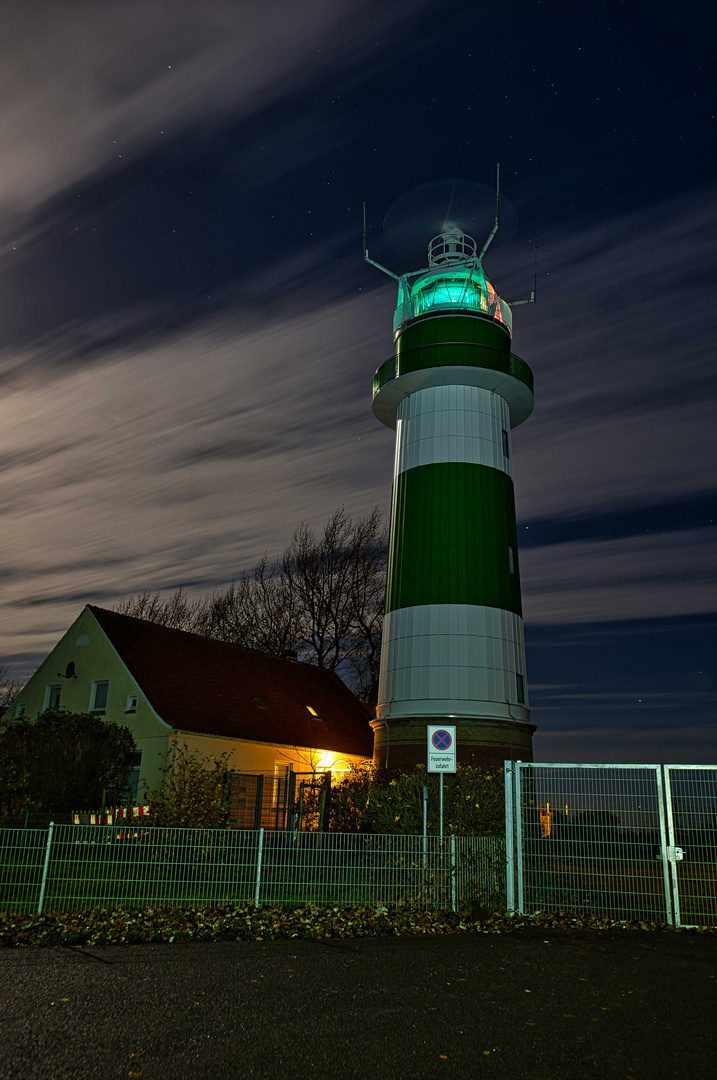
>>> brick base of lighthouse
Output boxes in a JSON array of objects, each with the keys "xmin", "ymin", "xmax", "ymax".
[{"xmin": 370, "ymin": 717, "xmax": 535, "ymax": 771}]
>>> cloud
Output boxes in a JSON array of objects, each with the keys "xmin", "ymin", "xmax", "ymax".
[
  {"xmin": 3, "ymin": 192, "xmax": 717, "ymax": 663},
  {"xmin": 0, "ymin": 280, "xmax": 395, "ymax": 660},
  {"xmin": 520, "ymin": 527, "xmax": 716, "ymax": 625},
  {"xmin": 508, "ymin": 188, "xmax": 717, "ymax": 519},
  {"xmin": 0, "ymin": 0, "xmax": 429, "ymax": 216},
  {"xmin": 533, "ymin": 722, "xmax": 717, "ymax": 765}
]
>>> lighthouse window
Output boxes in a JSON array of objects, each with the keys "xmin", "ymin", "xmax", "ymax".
[
  {"xmin": 508, "ymin": 545, "xmax": 516, "ymax": 574},
  {"xmin": 516, "ymin": 674, "xmax": 525, "ymax": 704},
  {"xmin": 502, "ymin": 429, "xmax": 510, "ymax": 458}
]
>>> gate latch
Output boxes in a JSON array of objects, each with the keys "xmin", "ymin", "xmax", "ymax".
[{"xmin": 668, "ymin": 846, "xmax": 685, "ymax": 862}]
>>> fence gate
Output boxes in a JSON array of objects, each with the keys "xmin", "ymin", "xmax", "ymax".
[
  {"xmin": 505, "ymin": 762, "xmax": 717, "ymax": 927},
  {"xmin": 226, "ymin": 772, "xmax": 296, "ymax": 830}
]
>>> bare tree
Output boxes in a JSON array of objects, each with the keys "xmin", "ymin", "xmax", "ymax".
[
  {"xmin": 114, "ymin": 586, "xmax": 213, "ymax": 635},
  {"xmin": 282, "ymin": 508, "xmax": 385, "ymax": 703},
  {"xmin": 116, "ymin": 508, "xmax": 387, "ymax": 705},
  {"xmin": 0, "ymin": 661, "xmax": 21, "ymax": 712},
  {"xmin": 208, "ymin": 555, "xmax": 305, "ymax": 656}
]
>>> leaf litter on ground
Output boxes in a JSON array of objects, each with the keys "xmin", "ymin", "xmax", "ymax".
[{"xmin": 0, "ymin": 904, "xmax": 715, "ymax": 947}]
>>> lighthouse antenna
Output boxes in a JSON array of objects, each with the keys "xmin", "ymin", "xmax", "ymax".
[
  {"xmin": 506, "ymin": 245, "xmax": 539, "ymax": 306},
  {"xmin": 362, "ymin": 200, "xmax": 402, "ymax": 281},
  {"xmin": 477, "ymin": 162, "xmax": 501, "ymax": 264}
]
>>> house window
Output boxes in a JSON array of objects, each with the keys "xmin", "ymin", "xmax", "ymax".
[
  {"xmin": 502, "ymin": 428, "xmax": 510, "ymax": 458},
  {"xmin": 125, "ymin": 694, "xmax": 138, "ymax": 713},
  {"xmin": 15, "ymin": 703, "xmax": 26, "ymax": 718},
  {"xmin": 45, "ymin": 684, "xmax": 62, "ymax": 710},
  {"xmin": 254, "ymin": 697, "xmax": 267, "ymax": 709},
  {"xmin": 508, "ymin": 545, "xmax": 516, "ymax": 574},
  {"xmin": 516, "ymin": 673, "xmax": 525, "ymax": 704},
  {"xmin": 123, "ymin": 750, "xmax": 143, "ymax": 804},
  {"xmin": 305, "ymin": 705, "xmax": 321, "ymax": 719},
  {"xmin": 90, "ymin": 679, "xmax": 109, "ymax": 713}
]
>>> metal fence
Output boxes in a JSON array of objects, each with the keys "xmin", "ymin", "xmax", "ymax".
[
  {"xmin": 0, "ymin": 825, "xmax": 504, "ymax": 915},
  {"xmin": 226, "ymin": 772, "xmax": 297, "ymax": 830},
  {"xmin": 505, "ymin": 762, "xmax": 717, "ymax": 927}
]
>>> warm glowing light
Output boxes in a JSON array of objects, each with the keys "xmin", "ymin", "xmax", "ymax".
[
  {"xmin": 305, "ymin": 705, "xmax": 319, "ymax": 716},
  {"xmin": 539, "ymin": 803, "xmax": 553, "ymax": 838}
]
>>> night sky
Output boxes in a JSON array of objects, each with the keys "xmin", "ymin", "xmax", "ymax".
[{"xmin": 1, "ymin": 0, "xmax": 715, "ymax": 763}]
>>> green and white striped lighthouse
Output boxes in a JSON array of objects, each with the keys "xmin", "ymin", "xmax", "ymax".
[{"xmin": 368, "ymin": 204, "xmax": 536, "ymax": 769}]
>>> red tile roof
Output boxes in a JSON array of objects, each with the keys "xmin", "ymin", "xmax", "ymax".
[{"xmin": 89, "ymin": 606, "xmax": 373, "ymax": 758}]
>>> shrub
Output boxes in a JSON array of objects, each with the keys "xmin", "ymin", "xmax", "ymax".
[
  {"xmin": 145, "ymin": 745, "xmax": 232, "ymax": 828},
  {"xmin": 0, "ymin": 709, "xmax": 136, "ymax": 815},
  {"xmin": 300, "ymin": 763, "xmax": 506, "ymax": 836}
]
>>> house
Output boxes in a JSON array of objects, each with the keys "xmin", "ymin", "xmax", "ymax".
[{"xmin": 8, "ymin": 605, "xmax": 374, "ymax": 800}]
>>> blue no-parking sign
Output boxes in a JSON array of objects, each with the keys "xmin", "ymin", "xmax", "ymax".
[{"xmin": 427, "ymin": 725, "xmax": 456, "ymax": 773}]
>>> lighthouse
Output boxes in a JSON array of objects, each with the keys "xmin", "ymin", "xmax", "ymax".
[{"xmin": 367, "ymin": 183, "xmax": 536, "ymax": 769}]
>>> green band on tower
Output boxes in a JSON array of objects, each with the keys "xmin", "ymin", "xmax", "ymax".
[{"xmin": 385, "ymin": 461, "xmax": 522, "ymax": 615}]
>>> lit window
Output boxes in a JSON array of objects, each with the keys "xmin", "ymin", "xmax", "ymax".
[
  {"xmin": 91, "ymin": 679, "xmax": 109, "ymax": 713},
  {"xmin": 45, "ymin": 684, "xmax": 62, "ymax": 710},
  {"xmin": 508, "ymin": 545, "xmax": 516, "ymax": 574},
  {"xmin": 305, "ymin": 705, "xmax": 319, "ymax": 717},
  {"xmin": 125, "ymin": 694, "xmax": 138, "ymax": 713},
  {"xmin": 502, "ymin": 429, "xmax": 510, "ymax": 458},
  {"xmin": 516, "ymin": 673, "xmax": 525, "ymax": 704}
]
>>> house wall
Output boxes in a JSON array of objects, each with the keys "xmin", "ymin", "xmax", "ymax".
[
  {"xmin": 175, "ymin": 731, "xmax": 368, "ymax": 782},
  {"xmin": 9, "ymin": 607, "xmax": 372, "ymax": 803},
  {"xmin": 9, "ymin": 607, "xmax": 172, "ymax": 797}
]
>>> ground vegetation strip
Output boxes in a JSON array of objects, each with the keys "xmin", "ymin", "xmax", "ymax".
[{"xmin": 1, "ymin": 904, "xmax": 715, "ymax": 948}]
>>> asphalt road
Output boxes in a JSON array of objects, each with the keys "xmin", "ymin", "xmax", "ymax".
[{"xmin": 1, "ymin": 929, "xmax": 715, "ymax": 1080}]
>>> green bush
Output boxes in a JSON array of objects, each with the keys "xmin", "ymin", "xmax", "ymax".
[
  {"xmin": 307, "ymin": 763, "xmax": 505, "ymax": 836},
  {"xmin": 0, "ymin": 709, "xmax": 136, "ymax": 815},
  {"xmin": 145, "ymin": 745, "xmax": 232, "ymax": 827}
]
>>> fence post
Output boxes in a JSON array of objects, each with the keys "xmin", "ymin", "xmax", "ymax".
[
  {"xmin": 422, "ymin": 785, "xmax": 428, "ymax": 868},
  {"xmin": 450, "ymin": 834, "xmax": 456, "ymax": 911},
  {"xmin": 286, "ymin": 770, "xmax": 296, "ymax": 832},
  {"xmin": 253, "ymin": 774, "xmax": 265, "ymax": 831},
  {"xmin": 658, "ymin": 764, "xmax": 677, "ymax": 926},
  {"xmin": 254, "ymin": 827, "xmax": 265, "ymax": 907},
  {"xmin": 504, "ymin": 761, "xmax": 515, "ymax": 913},
  {"xmin": 37, "ymin": 822, "xmax": 55, "ymax": 915},
  {"xmin": 296, "ymin": 781, "xmax": 305, "ymax": 833},
  {"xmin": 318, "ymin": 772, "xmax": 331, "ymax": 833},
  {"xmin": 513, "ymin": 761, "xmax": 524, "ymax": 915}
]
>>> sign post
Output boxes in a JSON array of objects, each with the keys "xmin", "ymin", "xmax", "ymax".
[{"xmin": 427, "ymin": 725, "xmax": 456, "ymax": 836}]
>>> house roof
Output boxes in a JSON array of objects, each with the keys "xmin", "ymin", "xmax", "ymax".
[{"xmin": 88, "ymin": 606, "xmax": 373, "ymax": 758}]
